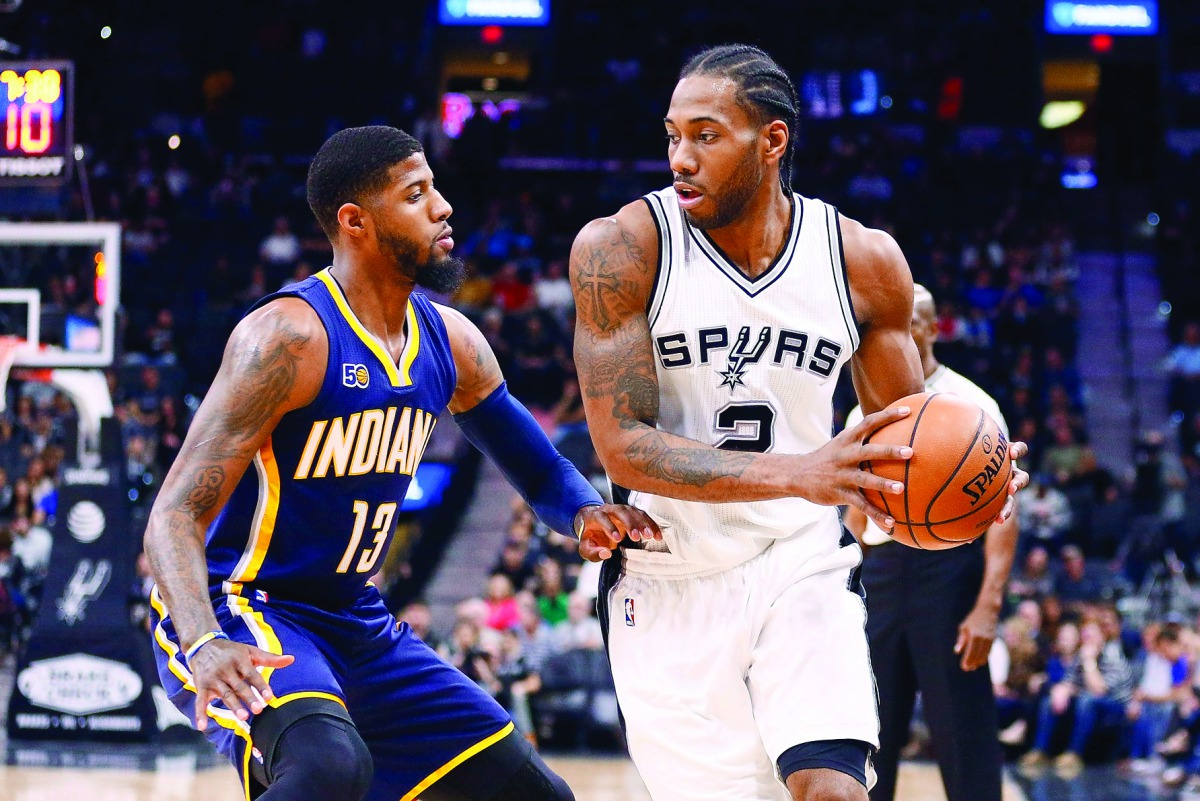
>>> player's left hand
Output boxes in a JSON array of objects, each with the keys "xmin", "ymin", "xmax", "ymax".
[
  {"xmin": 954, "ymin": 604, "xmax": 998, "ymax": 672},
  {"xmin": 995, "ymin": 440, "xmax": 1030, "ymax": 524},
  {"xmin": 576, "ymin": 504, "xmax": 662, "ymax": 562}
]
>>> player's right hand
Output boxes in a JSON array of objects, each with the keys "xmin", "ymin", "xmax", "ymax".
[
  {"xmin": 576, "ymin": 503, "xmax": 662, "ymax": 562},
  {"xmin": 189, "ymin": 639, "xmax": 294, "ymax": 730},
  {"xmin": 797, "ymin": 405, "xmax": 913, "ymax": 531}
]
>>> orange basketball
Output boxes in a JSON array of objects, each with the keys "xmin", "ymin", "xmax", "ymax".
[{"xmin": 861, "ymin": 392, "xmax": 1012, "ymax": 550}]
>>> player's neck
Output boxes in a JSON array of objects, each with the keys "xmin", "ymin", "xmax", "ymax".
[
  {"xmin": 329, "ymin": 256, "xmax": 415, "ymax": 360},
  {"xmin": 923, "ymin": 355, "xmax": 941, "ymax": 381},
  {"xmin": 703, "ymin": 187, "xmax": 793, "ymax": 280}
]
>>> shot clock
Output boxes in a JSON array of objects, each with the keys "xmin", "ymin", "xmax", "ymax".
[{"xmin": 0, "ymin": 60, "xmax": 73, "ymax": 186}]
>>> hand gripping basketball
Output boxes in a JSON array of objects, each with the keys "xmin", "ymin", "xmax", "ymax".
[
  {"xmin": 861, "ymin": 392, "xmax": 1031, "ymax": 549},
  {"xmin": 187, "ymin": 637, "xmax": 294, "ymax": 731},
  {"xmin": 797, "ymin": 405, "xmax": 914, "ymax": 530}
]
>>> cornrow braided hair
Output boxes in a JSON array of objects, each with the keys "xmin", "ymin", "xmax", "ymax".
[{"xmin": 680, "ymin": 44, "xmax": 800, "ymax": 195}]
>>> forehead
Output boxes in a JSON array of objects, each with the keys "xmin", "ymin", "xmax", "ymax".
[
  {"xmin": 387, "ymin": 152, "xmax": 432, "ymax": 189},
  {"xmin": 667, "ymin": 74, "xmax": 753, "ymax": 128}
]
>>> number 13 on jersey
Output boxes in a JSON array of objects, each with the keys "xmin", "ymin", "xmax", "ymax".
[{"xmin": 336, "ymin": 500, "xmax": 397, "ymax": 574}]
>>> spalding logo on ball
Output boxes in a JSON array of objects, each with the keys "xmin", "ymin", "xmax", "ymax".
[{"xmin": 862, "ymin": 392, "xmax": 1012, "ymax": 550}]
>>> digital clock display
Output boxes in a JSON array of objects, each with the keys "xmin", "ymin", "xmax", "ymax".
[{"xmin": 0, "ymin": 60, "xmax": 73, "ymax": 185}]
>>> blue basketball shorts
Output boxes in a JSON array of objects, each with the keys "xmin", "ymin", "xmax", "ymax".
[{"xmin": 150, "ymin": 584, "xmax": 513, "ymax": 801}]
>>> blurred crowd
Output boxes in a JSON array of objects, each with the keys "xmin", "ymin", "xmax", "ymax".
[{"xmin": 2, "ymin": 0, "xmax": 1200, "ymax": 771}]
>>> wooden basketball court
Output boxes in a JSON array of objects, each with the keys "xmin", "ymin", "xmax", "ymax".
[{"xmin": 0, "ymin": 756, "xmax": 1026, "ymax": 801}]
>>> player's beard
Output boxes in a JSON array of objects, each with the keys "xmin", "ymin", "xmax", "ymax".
[
  {"xmin": 378, "ymin": 229, "xmax": 466, "ymax": 293},
  {"xmin": 682, "ymin": 145, "xmax": 763, "ymax": 231}
]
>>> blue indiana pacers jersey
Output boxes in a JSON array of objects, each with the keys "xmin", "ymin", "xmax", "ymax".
[{"xmin": 204, "ymin": 267, "xmax": 455, "ymax": 608}]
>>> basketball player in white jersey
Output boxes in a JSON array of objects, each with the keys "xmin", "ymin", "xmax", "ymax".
[
  {"xmin": 844, "ymin": 285, "xmax": 1018, "ymax": 801},
  {"xmin": 568, "ymin": 45, "xmax": 1029, "ymax": 801}
]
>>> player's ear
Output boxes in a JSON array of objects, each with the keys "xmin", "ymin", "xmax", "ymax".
[
  {"xmin": 336, "ymin": 202, "xmax": 369, "ymax": 240},
  {"xmin": 763, "ymin": 120, "xmax": 788, "ymax": 166}
]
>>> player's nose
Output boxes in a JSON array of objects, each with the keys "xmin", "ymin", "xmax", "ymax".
[
  {"xmin": 430, "ymin": 188, "xmax": 452, "ymax": 221},
  {"xmin": 669, "ymin": 141, "xmax": 698, "ymax": 176}
]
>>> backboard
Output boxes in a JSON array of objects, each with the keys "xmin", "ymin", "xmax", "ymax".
[{"xmin": 0, "ymin": 221, "xmax": 120, "ymax": 369}]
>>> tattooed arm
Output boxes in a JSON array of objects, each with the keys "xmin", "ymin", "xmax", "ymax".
[
  {"xmin": 143, "ymin": 298, "xmax": 323, "ymax": 727},
  {"xmin": 570, "ymin": 202, "xmax": 911, "ymax": 522}
]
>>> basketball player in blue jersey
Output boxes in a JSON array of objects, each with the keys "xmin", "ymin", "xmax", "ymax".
[
  {"xmin": 569, "ymin": 45, "xmax": 1030, "ymax": 801},
  {"xmin": 144, "ymin": 126, "xmax": 659, "ymax": 801}
]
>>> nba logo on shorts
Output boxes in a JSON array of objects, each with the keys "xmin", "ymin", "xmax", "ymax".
[
  {"xmin": 624, "ymin": 597, "xmax": 635, "ymax": 626},
  {"xmin": 342, "ymin": 363, "xmax": 369, "ymax": 388}
]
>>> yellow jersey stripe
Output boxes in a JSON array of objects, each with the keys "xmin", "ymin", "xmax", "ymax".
[
  {"xmin": 398, "ymin": 300, "xmax": 421, "ymax": 385},
  {"xmin": 399, "ymin": 722, "xmax": 515, "ymax": 801},
  {"xmin": 271, "ymin": 690, "xmax": 347, "ymax": 710},
  {"xmin": 149, "ymin": 587, "xmax": 254, "ymax": 801},
  {"xmin": 315, "ymin": 268, "xmax": 415, "ymax": 387},
  {"xmin": 229, "ymin": 439, "xmax": 280, "ymax": 584},
  {"xmin": 148, "ymin": 586, "xmax": 196, "ymax": 692},
  {"xmin": 225, "ymin": 593, "xmax": 285, "ymax": 684}
]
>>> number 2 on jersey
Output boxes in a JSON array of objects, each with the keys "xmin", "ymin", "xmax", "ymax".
[
  {"xmin": 714, "ymin": 402, "xmax": 776, "ymax": 452},
  {"xmin": 336, "ymin": 500, "xmax": 397, "ymax": 574}
]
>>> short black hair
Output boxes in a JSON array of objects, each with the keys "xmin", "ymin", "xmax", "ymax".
[
  {"xmin": 679, "ymin": 44, "xmax": 800, "ymax": 194},
  {"xmin": 306, "ymin": 126, "xmax": 423, "ymax": 240}
]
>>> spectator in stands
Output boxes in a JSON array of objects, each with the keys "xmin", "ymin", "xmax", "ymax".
[
  {"xmin": 447, "ymin": 617, "xmax": 493, "ymax": 690},
  {"xmin": 9, "ymin": 515, "xmax": 51, "ymax": 578},
  {"xmin": 258, "ymin": 214, "xmax": 302, "ymax": 267},
  {"xmin": 533, "ymin": 259, "xmax": 574, "ymax": 325},
  {"xmin": 553, "ymin": 592, "xmax": 604, "ymax": 653},
  {"xmin": 1020, "ymin": 477, "xmax": 1074, "ymax": 554},
  {"xmin": 449, "ymin": 259, "xmax": 494, "ymax": 314},
  {"xmin": 1023, "ymin": 619, "xmax": 1134, "ymax": 774},
  {"xmin": 1167, "ymin": 321, "xmax": 1200, "ymax": 420},
  {"xmin": 280, "ymin": 261, "xmax": 314, "ymax": 290},
  {"xmin": 534, "ymin": 558, "xmax": 570, "ymax": 626},
  {"xmin": 494, "ymin": 627, "xmax": 542, "ymax": 741},
  {"xmin": 491, "ymin": 261, "xmax": 535, "ymax": 314},
  {"xmin": 156, "ymin": 396, "xmax": 186, "ymax": 470},
  {"xmin": 132, "ymin": 367, "xmax": 167, "ymax": 431},
  {"xmin": 510, "ymin": 314, "xmax": 566, "ymax": 408},
  {"xmin": 485, "ymin": 573, "xmax": 521, "ymax": 632},
  {"xmin": 1009, "ymin": 545, "xmax": 1056, "ymax": 602},
  {"xmin": 0, "ymin": 527, "xmax": 23, "ymax": 654},
  {"xmin": 143, "ymin": 308, "xmax": 178, "ymax": 366},
  {"xmin": 1055, "ymin": 546, "xmax": 1106, "ymax": 606},
  {"xmin": 515, "ymin": 592, "xmax": 556, "ymax": 674},
  {"xmin": 991, "ymin": 615, "xmax": 1044, "ymax": 747},
  {"xmin": 5, "ymin": 478, "xmax": 33, "ymax": 522},
  {"xmin": 236, "ymin": 264, "xmax": 271, "ymax": 307},
  {"xmin": 0, "ymin": 467, "xmax": 14, "ymax": 514},
  {"xmin": 1042, "ymin": 427, "xmax": 1091, "ymax": 484},
  {"xmin": 1128, "ymin": 622, "xmax": 1188, "ymax": 772},
  {"xmin": 493, "ymin": 538, "xmax": 536, "ymax": 593}
]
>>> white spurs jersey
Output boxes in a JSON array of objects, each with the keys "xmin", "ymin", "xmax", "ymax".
[{"xmin": 620, "ymin": 187, "xmax": 859, "ymax": 571}]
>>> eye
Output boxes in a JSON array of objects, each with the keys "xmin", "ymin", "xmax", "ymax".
[
  {"xmin": 665, "ymin": 133, "xmax": 680, "ymax": 145},
  {"xmin": 698, "ymin": 132, "xmax": 719, "ymax": 143},
  {"xmin": 407, "ymin": 191, "xmax": 423, "ymax": 203}
]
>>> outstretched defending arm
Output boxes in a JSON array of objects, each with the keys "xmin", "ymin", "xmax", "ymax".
[{"xmin": 570, "ymin": 201, "xmax": 912, "ymax": 529}]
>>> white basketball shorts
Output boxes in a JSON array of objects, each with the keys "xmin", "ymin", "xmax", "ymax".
[{"xmin": 604, "ymin": 516, "xmax": 878, "ymax": 801}]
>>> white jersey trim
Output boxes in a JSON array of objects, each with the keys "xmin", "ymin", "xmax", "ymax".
[
  {"xmin": 685, "ymin": 194, "xmax": 803, "ymax": 297},
  {"xmin": 826, "ymin": 205, "xmax": 861, "ymax": 351},
  {"xmin": 643, "ymin": 194, "xmax": 673, "ymax": 328}
]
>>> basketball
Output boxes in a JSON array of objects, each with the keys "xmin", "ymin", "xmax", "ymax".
[{"xmin": 862, "ymin": 392, "xmax": 1012, "ymax": 550}]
